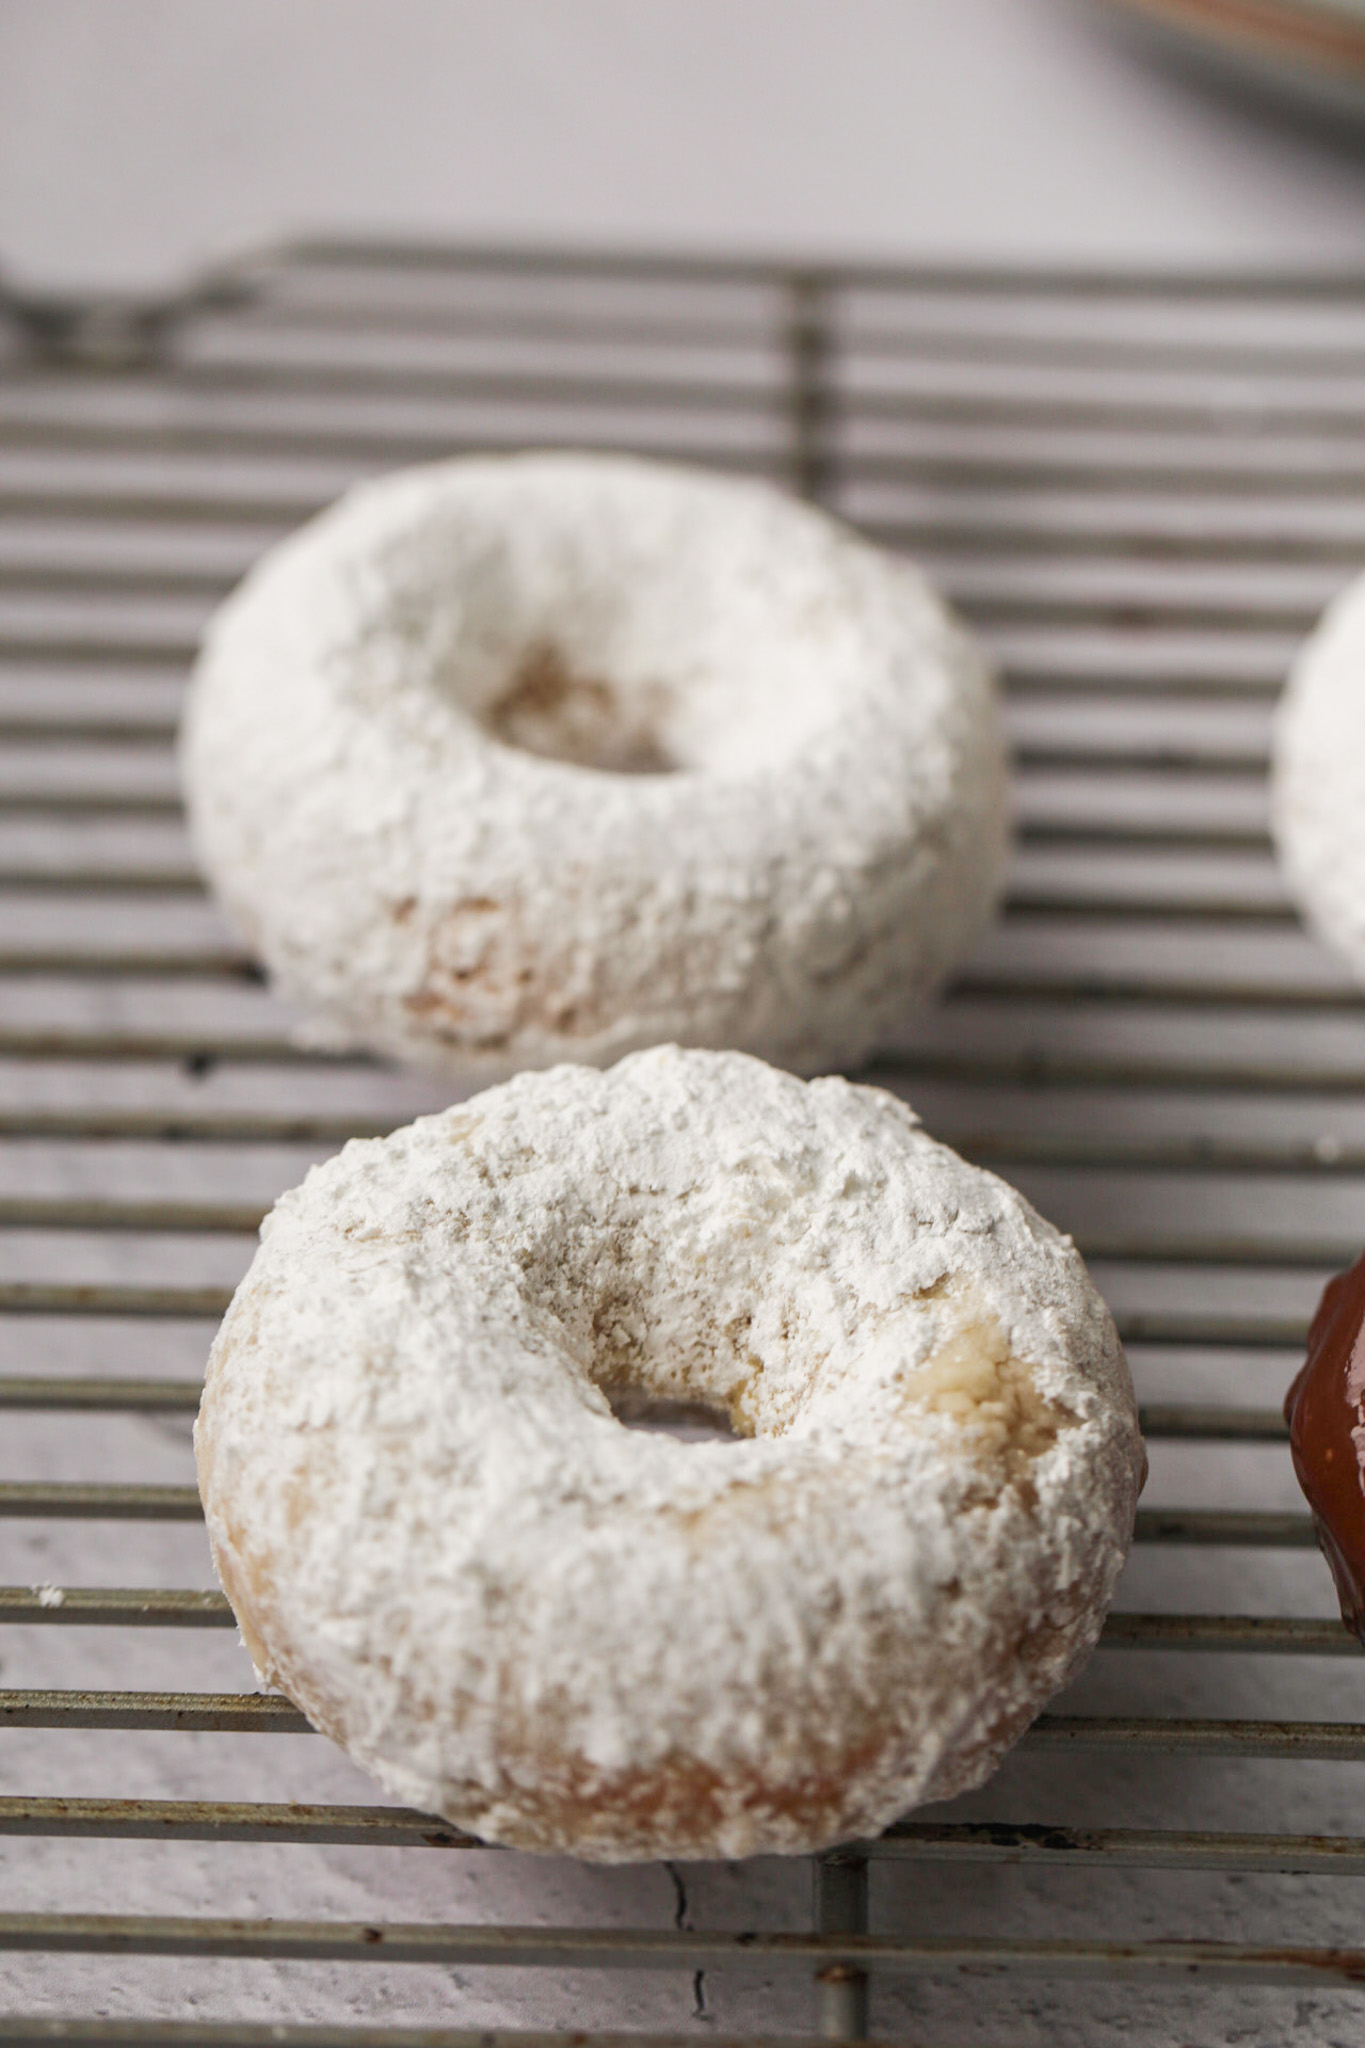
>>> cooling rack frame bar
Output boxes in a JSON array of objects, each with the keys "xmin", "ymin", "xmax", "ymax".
[
  {"xmin": 7, "ymin": 1916, "xmax": 1365, "ymax": 1986},
  {"xmin": 0, "ymin": 1486, "xmax": 1324, "ymax": 1547},
  {"xmin": 0, "ymin": 2028, "xmax": 816, "ymax": 2048},
  {"xmin": 6, "ymin": 1798, "xmax": 1365, "ymax": 1876},
  {"xmin": 0, "ymin": 2030, "xmax": 824, "ymax": 2048},
  {"xmin": 0, "ymin": 1594, "xmax": 1350, "ymax": 1658}
]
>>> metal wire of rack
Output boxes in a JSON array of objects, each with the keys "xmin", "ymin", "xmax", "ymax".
[{"xmin": 1, "ymin": 240, "xmax": 1365, "ymax": 2042}]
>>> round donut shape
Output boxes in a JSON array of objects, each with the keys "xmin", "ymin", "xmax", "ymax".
[
  {"xmin": 180, "ymin": 454, "xmax": 1008, "ymax": 1079},
  {"xmin": 1274, "ymin": 570, "xmax": 1365, "ymax": 981},
  {"xmin": 196, "ymin": 1046, "xmax": 1144, "ymax": 1863}
]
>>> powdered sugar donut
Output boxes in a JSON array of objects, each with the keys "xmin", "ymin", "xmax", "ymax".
[
  {"xmin": 180, "ymin": 454, "xmax": 1007, "ymax": 1079},
  {"xmin": 1274, "ymin": 570, "xmax": 1365, "ymax": 978},
  {"xmin": 196, "ymin": 1045, "xmax": 1143, "ymax": 1862}
]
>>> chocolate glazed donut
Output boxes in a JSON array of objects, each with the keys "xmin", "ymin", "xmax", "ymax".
[{"xmin": 1285, "ymin": 1249, "xmax": 1365, "ymax": 1636}]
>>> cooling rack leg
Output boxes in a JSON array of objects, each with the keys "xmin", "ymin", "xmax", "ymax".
[
  {"xmin": 787, "ymin": 272, "xmax": 834, "ymax": 505},
  {"xmin": 813, "ymin": 1848, "xmax": 869, "ymax": 2040}
]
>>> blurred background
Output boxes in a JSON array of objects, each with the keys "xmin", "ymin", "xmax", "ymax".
[{"xmin": 5, "ymin": 0, "xmax": 1365, "ymax": 293}]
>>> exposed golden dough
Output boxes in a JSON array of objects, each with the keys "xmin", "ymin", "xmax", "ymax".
[{"xmin": 905, "ymin": 1311, "xmax": 1069, "ymax": 1478}]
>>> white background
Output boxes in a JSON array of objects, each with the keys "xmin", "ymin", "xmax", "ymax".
[{"xmin": 2, "ymin": 0, "xmax": 1365, "ymax": 291}]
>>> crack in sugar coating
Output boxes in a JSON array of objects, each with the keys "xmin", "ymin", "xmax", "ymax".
[
  {"xmin": 196, "ymin": 1047, "xmax": 1143, "ymax": 1861},
  {"xmin": 180, "ymin": 454, "xmax": 1008, "ymax": 1080}
]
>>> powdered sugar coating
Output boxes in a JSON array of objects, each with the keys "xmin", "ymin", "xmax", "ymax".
[
  {"xmin": 180, "ymin": 453, "xmax": 1007, "ymax": 1079},
  {"xmin": 1274, "ymin": 570, "xmax": 1365, "ymax": 979},
  {"xmin": 196, "ymin": 1046, "xmax": 1143, "ymax": 1862}
]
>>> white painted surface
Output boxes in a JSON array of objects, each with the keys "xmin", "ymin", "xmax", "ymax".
[{"xmin": 2, "ymin": 0, "xmax": 1365, "ymax": 292}]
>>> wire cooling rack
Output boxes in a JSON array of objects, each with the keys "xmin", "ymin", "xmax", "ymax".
[{"xmin": 1, "ymin": 241, "xmax": 1365, "ymax": 2044}]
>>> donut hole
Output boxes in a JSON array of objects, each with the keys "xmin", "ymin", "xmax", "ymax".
[
  {"xmin": 524, "ymin": 1197, "xmax": 1073, "ymax": 1471},
  {"xmin": 564, "ymin": 1261, "xmax": 765, "ymax": 1441},
  {"xmin": 364, "ymin": 467, "xmax": 876, "ymax": 781},
  {"xmin": 602, "ymin": 1382, "xmax": 740, "ymax": 1442},
  {"xmin": 515, "ymin": 1217, "xmax": 785, "ymax": 1440},
  {"xmin": 482, "ymin": 641, "xmax": 678, "ymax": 775}
]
